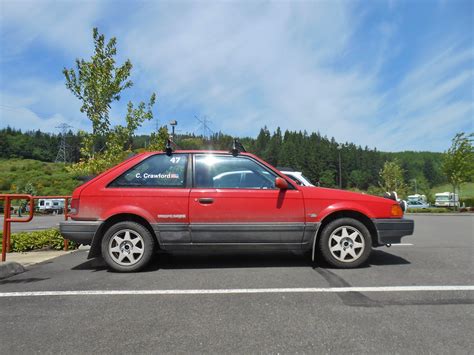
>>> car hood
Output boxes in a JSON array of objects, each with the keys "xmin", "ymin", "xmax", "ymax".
[{"xmin": 298, "ymin": 186, "xmax": 390, "ymax": 203}]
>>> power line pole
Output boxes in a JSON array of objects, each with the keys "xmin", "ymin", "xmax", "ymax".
[
  {"xmin": 195, "ymin": 115, "xmax": 213, "ymax": 139},
  {"xmin": 55, "ymin": 123, "xmax": 73, "ymax": 163}
]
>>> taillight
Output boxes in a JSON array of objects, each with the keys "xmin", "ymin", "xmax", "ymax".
[
  {"xmin": 70, "ymin": 199, "xmax": 80, "ymax": 215},
  {"xmin": 390, "ymin": 204, "xmax": 403, "ymax": 217}
]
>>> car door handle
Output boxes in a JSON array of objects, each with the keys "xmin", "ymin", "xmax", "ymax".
[{"xmin": 197, "ymin": 198, "xmax": 214, "ymax": 204}]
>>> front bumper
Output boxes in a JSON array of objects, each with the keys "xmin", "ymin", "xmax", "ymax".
[
  {"xmin": 59, "ymin": 220, "xmax": 102, "ymax": 245},
  {"xmin": 372, "ymin": 218, "xmax": 414, "ymax": 245}
]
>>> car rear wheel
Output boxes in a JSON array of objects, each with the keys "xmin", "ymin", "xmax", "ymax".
[
  {"xmin": 318, "ymin": 218, "xmax": 371, "ymax": 268},
  {"xmin": 101, "ymin": 221, "xmax": 155, "ymax": 272}
]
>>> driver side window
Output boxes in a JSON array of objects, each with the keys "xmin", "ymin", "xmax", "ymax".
[{"xmin": 194, "ymin": 155, "xmax": 277, "ymax": 189}]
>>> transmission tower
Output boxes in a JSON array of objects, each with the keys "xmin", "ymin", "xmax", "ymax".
[
  {"xmin": 195, "ymin": 115, "xmax": 214, "ymax": 139},
  {"xmin": 55, "ymin": 123, "xmax": 73, "ymax": 163}
]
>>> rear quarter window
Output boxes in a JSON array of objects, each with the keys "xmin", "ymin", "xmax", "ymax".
[{"xmin": 108, "ymin": 154, "xmax": 188, "ymax": 188}]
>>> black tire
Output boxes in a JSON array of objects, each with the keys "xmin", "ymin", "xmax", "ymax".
[
  {"xmin": 101, "ymin": 221, "xmax": 156, "ymax": 272},
  {"xmin": 317, "ymin": 218, "xmax": 372, "ymax": 268}
]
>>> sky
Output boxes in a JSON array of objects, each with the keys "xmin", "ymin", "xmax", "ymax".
[{"xmin": 0, "ymin": 0, "xmax": 472, "ymax": 152}]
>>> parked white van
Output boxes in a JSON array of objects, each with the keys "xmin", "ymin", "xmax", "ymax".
[
  {"xmin": 434, "ymin": 192, "xmax": 459, "ymax": 208},
  {"xmin": 37, "ymin": 199, "xmax": 65, "ymax": 214}
]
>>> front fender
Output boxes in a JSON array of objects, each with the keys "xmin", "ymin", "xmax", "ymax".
[{"xmin": 316, "ymin": 201, "xmax": 376, "ymax": 222}]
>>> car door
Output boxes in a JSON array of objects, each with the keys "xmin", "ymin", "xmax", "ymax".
[{"xmin": 189, "ymin": 154, "xmax": 306, "ymax": 245}]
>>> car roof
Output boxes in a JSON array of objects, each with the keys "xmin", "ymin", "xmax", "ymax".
[{"xmin": 140, "ymin": 150, "xmax": 257, "ymax": 157}]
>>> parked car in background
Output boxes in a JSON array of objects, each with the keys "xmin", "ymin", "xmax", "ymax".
[
  {"xmin": 435, "ymin": 192, "xmax": 460, "ymax": 208},
  {"xmin": 407, "ymin": 200, "xmax": 430, "ymax": 209},
  {"xmin": 277, "ymin": 167, "xmax": 315, "ymax": 187},
  {"xmin": 60, "ymin": 149, "xmax": 414, "ymax": 272},
  {"xmin": 408, "ymin": 194, "xmax": 427, "ymax": 203}
]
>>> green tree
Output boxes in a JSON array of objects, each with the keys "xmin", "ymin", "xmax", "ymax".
[
  {"xmin": 442, "ymin": 132, "xmax": 474, "ymax": 206},
  {"xmin": 379, "ymin": 160, "xmax": 407, "ymax": 196},
  {"xmin": 320, "ymin": 169, "xmax": 336, "ymax": 187},
  {"xmin": 349, "ymin": 169, "xmax": 368, "ymax": 189},
  {"xmin": 63, "ymin": 28, "xmax": 156, "ymax": 175},
  {"xmin": 20, "ymin": 182, "xmax": 37, "ymax": 196},
  {"xmin": 17, "ymin": 182, "xmax": 37, "ymax": 215},
  {"xmin": 266, "ymin": 127, "xmax": 282, "ymax": 166},
  {"xmin": 148, "ymin": 126, "xmax": 170, "ymax": 151},
  {"xmin": 63, "ymin": 28, "xmax": 133, "ymax": 141},
  {"xmin": 255, "ymin": 126, "xmax": 271, "ymax": 158}
]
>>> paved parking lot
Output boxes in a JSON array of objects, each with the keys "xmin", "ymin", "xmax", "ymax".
[
  {"xmin": 0, "ymin": 215, "xmax": 473, "ymax": 353},
  {"xmin": 0, "ymin": 214, "xmax": 64, "ymax": 232}
]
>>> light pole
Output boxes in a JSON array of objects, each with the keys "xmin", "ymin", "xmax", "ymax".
[
  {"xmin": 169, "ymin": 120, "xmax": 177, "ymax": 140},
  {"xmin": 337, "ymin": 144, "xmax": 342, "ymax": 189}
]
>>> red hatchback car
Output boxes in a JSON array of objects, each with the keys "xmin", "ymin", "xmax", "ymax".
[{"xmin": 60, "ymin": 149, "xmax": 414, "ymax": 272}]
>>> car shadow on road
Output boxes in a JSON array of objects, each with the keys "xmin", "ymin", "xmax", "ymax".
[
  {"xmin": 0, "ymin": 277, "xmax": 50, "ymax": 285},
  {"xmin": 71, "ymin": 249, "xmax": 410, "ymax": 272},
  {"xmin": 368, "ymin": 249, "xmax": 411, "ymax": 266},
  {"xmin": 156, "ymin": 251, "xmax": 313, "ymax": 270}
]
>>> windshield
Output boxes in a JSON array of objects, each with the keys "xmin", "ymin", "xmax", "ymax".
[{"xmin": 436, "ymin": 196, "xmax": 450, "ymax": 201}]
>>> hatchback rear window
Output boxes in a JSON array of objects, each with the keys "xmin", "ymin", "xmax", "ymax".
[{"xmin": 109, "ymin": 154, "xmax": 188, "ymax": 188}]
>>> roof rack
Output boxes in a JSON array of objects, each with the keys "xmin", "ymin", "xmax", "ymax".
[
  {"xmin": 230, "ymin": 139, "xmax": 246, "ymax": 156},
  {"xmin": 165, "ymin": 138, "xmax": 173, "ymax": 156}
]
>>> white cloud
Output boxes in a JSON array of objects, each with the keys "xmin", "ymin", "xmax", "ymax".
[
  {"xmin": 0, "ymin": 0, "xmax": 101, "ymax": 60},
  {"xmin": 375, "ymin": 44, "xmax": 474, "ymax": 150},
  {"xmin": 0, "ymin": 79, "xmax": 89, "ymax": 132},
  {"xmin": 0, "ymin": 105, "xmax": 68, "ymax": 132},
  {"xmin": 0, "ymin": 0, "xmax": 472, "ymax": 152},
  {"xmin": 120, "ymin": 2, "xmax": 381, "ymax": 142}
]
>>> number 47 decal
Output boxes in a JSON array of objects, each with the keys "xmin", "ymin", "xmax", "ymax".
[{"xmin": 170, "ymin": 157, "xmax": 181, "ymax": 164}]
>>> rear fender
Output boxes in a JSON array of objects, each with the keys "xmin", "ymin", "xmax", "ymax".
[{"xmin": 88, "ymin": 206, "xmax": 156, "ymax": 259}]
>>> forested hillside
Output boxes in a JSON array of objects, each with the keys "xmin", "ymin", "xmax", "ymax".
[
  {"xmin": 0, "ymin": 127, "xmax": 82, "ymax": 162},
  {"xmin": 0, "ymin": 127, "xmax": 447, "ymax": 195}
]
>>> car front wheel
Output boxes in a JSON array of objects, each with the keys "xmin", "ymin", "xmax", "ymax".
[
  {"xmin": 101, "ymin": 221, "xmax": 155, "ymax": 272},
  {"xmin": 318, "ymin": 218, "xmax": 371, "ymax": 268}
]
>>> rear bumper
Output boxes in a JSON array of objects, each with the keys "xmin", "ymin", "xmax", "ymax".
[
  {"xmin": 59, "ymin": 221, "xmax": 102, "ymax": 245},
  {"xmin": 372, "ymin": 218, "xmax": 414, "ymax": 245}
]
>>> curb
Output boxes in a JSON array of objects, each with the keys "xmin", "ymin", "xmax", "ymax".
[{"xmin": 0, "ymin": 261, "xmax": 26, "ymax": 280}]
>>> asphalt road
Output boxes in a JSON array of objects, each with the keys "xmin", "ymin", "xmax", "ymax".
[
  {"xmin": 0, "ymin": 214, "xmax": 64, "ymax": 232},
  {"xmin": 0, "ymin": 215, "xmax": 473, "ymax": 354}
]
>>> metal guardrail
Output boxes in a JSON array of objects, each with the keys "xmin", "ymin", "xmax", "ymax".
[{"xmin": 0, "ymin": 194, "xmax": 71, "ymax": 262}]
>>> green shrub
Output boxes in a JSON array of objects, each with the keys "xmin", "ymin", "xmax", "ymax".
[
  {"xmin": 407, "ymin": 208, "xmax": 450, "ymax": 213},
  {"xmin": 0, "ymin": 229, "xmax": 77, "ymax": 252},
  {"xmin": 460, "ymin": 198, "xmax": 474, "ymax": 207}
]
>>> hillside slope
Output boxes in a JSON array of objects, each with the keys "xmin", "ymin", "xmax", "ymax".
[{"xmin": 0, "ymin": 159, "xmax": 81, "ymax": 195}]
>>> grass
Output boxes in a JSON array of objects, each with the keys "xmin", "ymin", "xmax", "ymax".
[
  {"xmin": 431, "ymin": 182, "xmax": 474, "ymax": 199},
  {"xmin": 0, "ymin": 159, "xmax": 81, "ymax": 196}
]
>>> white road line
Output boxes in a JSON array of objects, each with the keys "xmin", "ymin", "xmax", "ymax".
[
  {"xmin": 0, "ymin": 286, "xmax": 473, "ymax": 297},
  {"xmin": 391, "ymin": 243, "xmax": 414, "ymax": 246}
]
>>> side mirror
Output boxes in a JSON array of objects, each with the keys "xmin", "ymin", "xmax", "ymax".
[{"xmin": 275, "ymin": 177, "xmax": 288, "ymax": 190}]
